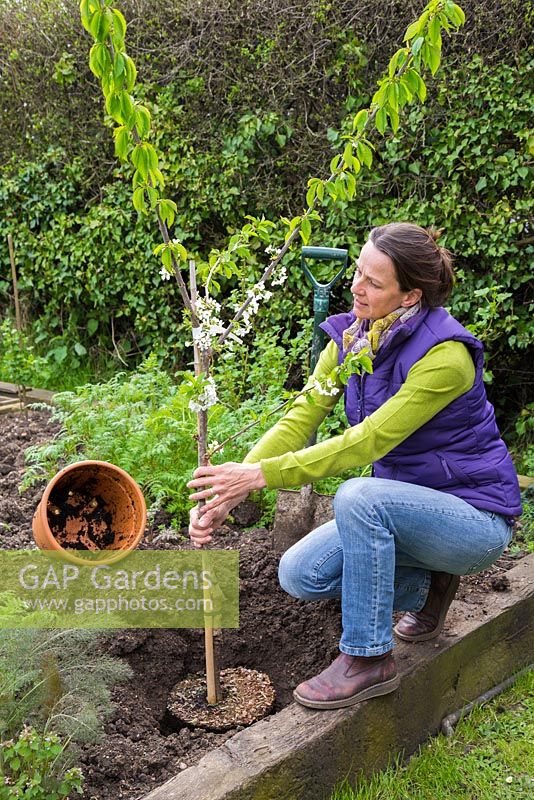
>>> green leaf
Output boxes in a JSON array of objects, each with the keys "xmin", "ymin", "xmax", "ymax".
[
  {"xmin": 145, "ymin": 144, "xmax": 159, "ymax": 173},
  {"xmin": 357, "ymin": 141, "xmax": 373, "ymax": 169},
  {"xmin": 174, "ymin": 242, "xmax": 188, "ymax": 261},
  {"xmin": 113, "ymin": 52, "xmax": 125, "ymax": 84},
  {"xmin": 325, "ymin": 180, "xmax": 337, "ymax": 201},
  {"xmin": 412, "ymin": 36, "xmax": 424, "ymax": 56},
  {"xmin": 135, "ymin": 105, "xmax": 150, "ymax": 138},
  {"xmin": 415, "ymin": 72, "xmax": 427, "ymax": 102},
  {"xmin": 360, "ymin": 355, "xmax": 373, "ymax": 373},
  {"xmin": 329, "ymin": 154, "xmax": 341, "ymax": 173},
  {"xmin": 112, "ymin": 8, "xmax": 127, "ymax": 38},
  {"xmin": 399, "ymin": 76, "xmax": 413, "ymax": 103},
  {"xmin": 51, "ymin": 346, "xmax": 68, "ymax": 364},
  {"xmin": 404, "ymin": 69, "xmax": 420, "ymax": 94},
  {"xmin": 148, "ymin": 167, "xmax": 165, "ymax": 189},
  {"xmin": 387, "ymin": 82, "xmax": 399, "ymax": 111},
  {"xmin": 372, "ymin": 83, "xmax": 388, "ymax": 107},
  {"xmin": 88, "ymin": 42, "xmax": 110, "ymax": 79},
  {"xmin": 123, "ymin": 55, "xmax": 137, "ymax": 92},
  {"xmin": 131, "ymin": 144, "xmax": 149, "ymax": 180},
  {"xmin": 345, "ymin": 171, "xmax": 356, "ymax": 199},
  {"xmin": 445, "ymin": 2, "xmax": 466, "ymax": 26},
  {"xmin": 428, "ymin": 16, "xmax": 441, "ymax": 46},
  {"xmin": 375, "ymin": 107, "xmax": 388, "ymax": 134},
  {"xmin": 388, "ymin": 48, "xmax": 408, "ymax": 78},
  {"xmin": 132, "ymin": 169, "xmax": 143, "ymax": 188},
  {"xmin": 343, "ymin": 141, "xmax": 354, "ymax": 169},
  {"xmin": 80, "ymin": 0, "xmax": 96, "ymax": 33},
  {"xmin": 88, "ymin": 43, "xmax": 101, "ymax": 78},
  {"xmin": 159, "ymin": 198, "xmax": 177, "ymax": 227},
  {"xmin": 161, "ymin": 248, "xmax": 172, "ymax": 269},
  {"xmin": 74, "ymin": 342, "xmax": 87, "ymax": 356},
  {"xmin": 90, "ymin": 7, "xmax": 113, "ymax": 42},
  {"xmin": 132, "ymin": 186, "xmax": 147, "ymax": 213},
  {"xmin": 113, "ymin": 125, "xmax": 130, "ymax": 160},
  {"xmin": 105, "ymin": 91, "xmax": 123, "ymax": 123},
  {"xmin": 352, "ymin": 109, "xmax": 368, "ymax": 133},
  {"xmin": 404, "ymin": 19, "xmax": 421, "ymax": 41},
  {"xmin": 88, "ymin": 8, "xmax": 103, "ymax": 39},
  {"xmin": 334, "ymin": 176, "xmax": 347, "ymax": 201},
  {"xmin": 306, "ymin": 183, "xmax": 317, "ymax": 207},
  {"xmin": 87, "ymin": 319, "xmax": 99, "ymax": 336},
  {"xmin": 147, "ymin": 186, "xmax": 159, "ymax": 208},
  {"xmin": 300, "ymin": 217, "xmax": 312, "ymax": 244},
  {"xmin": 119, "ymin": 91, "xmax": 134, "ymax": 124},
  {"xmin": 388, "ymin": 105, "xmax": 400, "ymax": 132},
  {"xmin": 423, "ymin": 42, "xmax": 441, "ymax": 75},
  {"xmin": 475, "ymin": 176, "xmax": 487, "ymax": 192}
]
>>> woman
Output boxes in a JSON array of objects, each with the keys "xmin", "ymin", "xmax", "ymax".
[{"xmin": 187, "ymin": 222, "xmax": 521, "ymax": 710}]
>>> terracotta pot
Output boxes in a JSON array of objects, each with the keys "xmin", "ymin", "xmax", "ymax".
[{"xmin": 32, "ymin": 460, "xmax": 147, "ymax": 565}]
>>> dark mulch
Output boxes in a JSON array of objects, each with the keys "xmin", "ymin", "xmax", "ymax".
[{"xmin": 0, "ymin": 409, "xmax": 524, "ymax": 800}]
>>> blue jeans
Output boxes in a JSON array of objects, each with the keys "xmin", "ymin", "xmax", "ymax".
[{"xmin": 278, "ymin": 478, "xmax": 513, "ymax": 657}]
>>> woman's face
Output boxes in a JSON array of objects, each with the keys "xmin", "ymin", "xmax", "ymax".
[{"xmin": 350, "ymin": 240, "xmax": 421, "ymax": 320}]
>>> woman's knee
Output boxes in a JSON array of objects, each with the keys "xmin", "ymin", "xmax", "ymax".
[
  {"xmin": 278, "ymin": 547, "xmax": 310, "ymax": 599},
  {"xmin": 278, "ymin": 520, "xmax": 343, "ymax": 599},
  {"xmin": 333, "ymin": 477, "xmax": 380, "ymax": 515}
]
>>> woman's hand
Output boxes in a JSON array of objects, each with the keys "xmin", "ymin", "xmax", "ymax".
[
  {"xmin": 188, "ymin": 499, "xmax": 241, "ymax": 548},
  {"xmin": 187, "ymin": 462, "xmax": 266, "ymax": 548},
  {"xmin": 187, "ymin": 462, "xmax": 266, "ymax": 512}
]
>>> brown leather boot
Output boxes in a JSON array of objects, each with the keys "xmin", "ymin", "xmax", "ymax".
[
  {"xmin": 394, "ymin": 572, "xmax": 460, "ymax": 642},
  {"xmin": 293, "ymin": 651, "xmax": 399, "ymax": 710}
]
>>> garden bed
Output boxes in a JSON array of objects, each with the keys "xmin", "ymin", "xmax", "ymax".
[{"xmin": 0, "ymin": 409, "xmax": 529, "ymax": 800}]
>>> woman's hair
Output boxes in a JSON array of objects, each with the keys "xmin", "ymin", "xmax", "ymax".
[{"xmin": 369, "ymin": 222, "xmax": 454, "ymax": 307}]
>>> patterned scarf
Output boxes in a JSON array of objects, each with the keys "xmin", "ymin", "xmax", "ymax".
[{"xmin": 342, "ymin": 302, "xmax": 421, "ymax": 359}]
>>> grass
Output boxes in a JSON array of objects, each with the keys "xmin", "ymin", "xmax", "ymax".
[{"xmin": 331, "ymin": 669, "xmax": 534, "ymax": 800}]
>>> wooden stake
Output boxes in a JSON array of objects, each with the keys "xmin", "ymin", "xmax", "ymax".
[
  {"xmin": 189, "ymin": 259, "xmax": 222, "ymax": 705},
  {"xmin": 7, "ymin": 234, "xmax": 26, "ymax": 408}
]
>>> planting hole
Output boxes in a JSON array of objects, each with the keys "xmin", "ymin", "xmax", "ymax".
[{"xmin": 166, "ymin": 667, "xmax": 275, "ymax": 732}]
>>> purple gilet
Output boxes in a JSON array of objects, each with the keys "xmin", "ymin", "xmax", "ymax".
[{"xmin": 320, "ymin": 306, "xmax": 522, "ymax": 517}]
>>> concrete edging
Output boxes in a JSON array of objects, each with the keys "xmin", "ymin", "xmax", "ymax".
[{"xmin": 142, "ymin": 553, "xmax": 534, "ymax": 800}]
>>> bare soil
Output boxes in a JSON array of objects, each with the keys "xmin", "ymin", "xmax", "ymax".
[{"xmin": 0, "ymin": 409, "xmax": 524, "ymax": 800}]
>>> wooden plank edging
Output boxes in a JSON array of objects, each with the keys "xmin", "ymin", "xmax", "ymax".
[{"xmin": 0, "ymin": 381, "xmax": 55, "ymax": 403}]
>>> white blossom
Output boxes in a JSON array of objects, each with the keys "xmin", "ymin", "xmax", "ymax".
[
  {"xmin": 194, "ymin": 297, "xmax": 226, "ymax": 350},
  {"xmin": 160, "ymin": 266, "xmax": 172, "ymax": 281},
  {"xmin": 271, "ymin": 265, "xmax": 288, "ymax": 286},
  {"xmin": 208, "ymin": 440, "xmax": 224, "ymax": 454},
  {"xmin": 312, "ymin": 377, "xmax": 341, "ymax": 397},
  {"xmin": 188, "ymin": 376, "xmax": 219, "ymax": 412},
  {"xmin": 229, "ymin": 281, "xmax": 273, "ymax": 343}
]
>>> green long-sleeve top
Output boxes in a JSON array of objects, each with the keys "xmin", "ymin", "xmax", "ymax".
[{"xmin": 243, "ymin": 339, "xmax": 475, "ymax": 489}]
